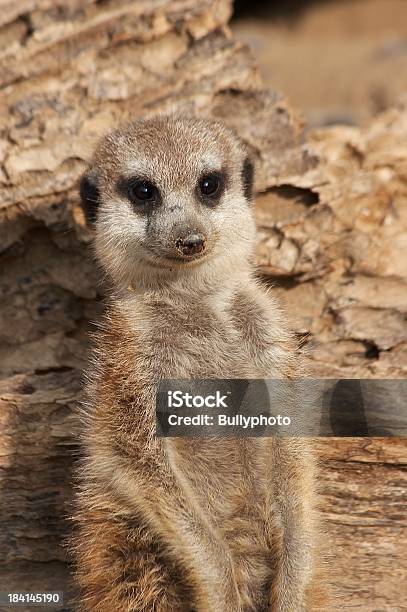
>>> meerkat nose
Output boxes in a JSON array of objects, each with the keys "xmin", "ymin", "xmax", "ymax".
[{"xmin": 175, "ymin": 231, "xmax": 206, "ymax": 257}]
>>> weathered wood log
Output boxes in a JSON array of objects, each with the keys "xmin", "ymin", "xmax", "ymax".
[
  {"xmin": 0, "ymin": 1, "xmax": 406, "ymax": 610},
  {"xmin": 256, "ymin": 110, "xmax": 407, "ymax": 379}
]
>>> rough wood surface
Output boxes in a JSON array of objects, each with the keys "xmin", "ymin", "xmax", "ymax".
[{"xmin": 0, "ymin": 1, "xmax": 406, "ymax": 610}]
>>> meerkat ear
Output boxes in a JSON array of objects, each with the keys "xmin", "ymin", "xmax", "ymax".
[
  {"xmin": 242, "ymin": 155, "xmax": 255, "ymax": 203},
  {"xmin": 79, "ymin": 169, "xmax": 100, "ymax": 226}
]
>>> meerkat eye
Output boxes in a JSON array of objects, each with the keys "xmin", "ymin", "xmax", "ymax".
[
  {"xmin": 199, "ymin": 173, "xmax": 221, "ymax": 197},
  {"xmin": 128, "ymin": 179, "xmax": 157, "ymax": 203}
]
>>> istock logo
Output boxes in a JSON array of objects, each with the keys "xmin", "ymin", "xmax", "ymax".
[{"xmin": 167, "ymin": 390, "xmax": 229, "ymax": 409}]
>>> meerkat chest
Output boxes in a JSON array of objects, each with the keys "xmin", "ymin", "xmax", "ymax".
[{"xmin": 145, "ymin": 303, "xmax": 253, "ymax": 378}]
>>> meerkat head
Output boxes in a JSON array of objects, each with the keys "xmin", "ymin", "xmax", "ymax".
[{"xmin": 79, "ymin": 115, "xmax": 256, "ymax": 291}]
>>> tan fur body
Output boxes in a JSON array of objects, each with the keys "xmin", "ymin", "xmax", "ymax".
[{"xmin": 72, "ymin": 116, "xmax": 327, "ymax": 611}]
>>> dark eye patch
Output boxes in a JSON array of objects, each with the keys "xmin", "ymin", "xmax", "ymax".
[
  {"xmin": 117, "ymin": 176, "xmax": 161, "ymax": 212},
  {"xmin": 79, "ymin": 171, "xmax": 100, "ymax": 226},
  {"xmin": 242, "ymin": 156, "xmax": 254, "ymax": 202},
  {"xmin": 197, "ymin": 170, "xmax": 227, "ymax": 207}
]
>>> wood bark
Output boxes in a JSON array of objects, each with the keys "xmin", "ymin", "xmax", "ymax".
[{"xmin": 0, "ymin": 1, "xmax": 405, "ymax": 610}]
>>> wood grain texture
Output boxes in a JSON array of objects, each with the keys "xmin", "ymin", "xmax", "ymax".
[{"xmin": 0, "ymin": 1, "xmax": 405, "ymax": 610}]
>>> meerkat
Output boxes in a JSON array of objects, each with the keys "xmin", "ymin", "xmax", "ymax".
[{"xmin": 72, "ymin": 115, "xmax": 327, "ymax": 612}]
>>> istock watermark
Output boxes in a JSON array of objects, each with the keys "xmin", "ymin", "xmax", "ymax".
[
  {"xmin": 156, "ymin": 379, "xmax": 407, "ymax": 437},
  {"xmin": 167, "ymin": 390, "xmax": 229, "ymax": 409}
]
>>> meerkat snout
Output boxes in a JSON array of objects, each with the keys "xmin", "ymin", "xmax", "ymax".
[{"xmin": 175, "ymin": 230, "xmax": 207, "ymax": 258}]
